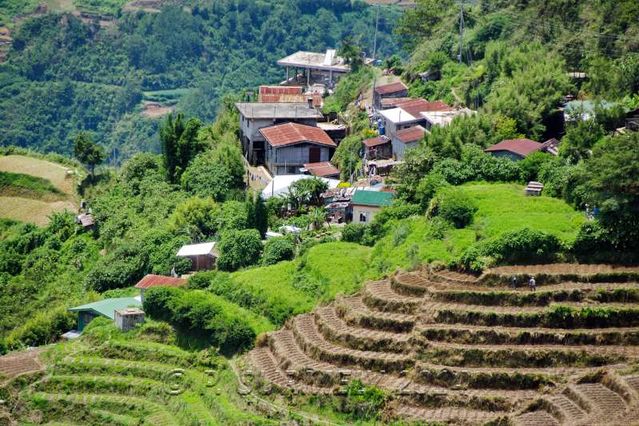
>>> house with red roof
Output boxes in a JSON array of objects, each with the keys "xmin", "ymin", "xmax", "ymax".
[
  {"xmin": 379, "ymin": 98, "xmax": 451, "ymax": 140},
  {"xmin": 363, "ymin": 135, "xmax": 392, "ymax": 160},
  {"xmin": 392, "ymin": 125, "xmax": 427, "ymax": 160},
  {"xmin": 484, "ymin": 138, "xmax": 545, "ymax": 160},
  {"xmin": 134, "ymin": 274, "xmax": 187, "ymax": 303},
  {"xmin": 260, "ymin": 123, "xmax": 337, "ymax": 175},
  {"xmin": 373, "ymin": 81, "xmax": 409, "ymax": 110}
]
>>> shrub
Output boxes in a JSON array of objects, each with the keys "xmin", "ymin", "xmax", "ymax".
[
  {"xmin": 415, "ymin": 172, "xmax": 449, "ymax": 211},
  {"xmin": 342, "ymin": 380, "xmax": 387, "ymax": 421},
  {"xmin": 428, "ymin": 188, "xmax": 478, "ymax": 228},
  {"xmin": 262, "ymin": 237, "xmax": 295, "ymax": 266},
  {"xmin": 217, "ymin": 229, "xmax": 263, "ymax": 272},
  {"xmin": 143, "ymin": 287, "xmax": 180, "ymax": 323},
  {"xmin": 519, "ymin": 151, "xmax": 554, "ymax": 182},
  {"xmin": 341, "ymin": 223, "xmax": 368, "ymax": 244}
]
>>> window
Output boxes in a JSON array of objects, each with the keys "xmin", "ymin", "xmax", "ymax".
[{"xmin": 359, "ymin": 212, "xmax": 368, "ymax": 223}]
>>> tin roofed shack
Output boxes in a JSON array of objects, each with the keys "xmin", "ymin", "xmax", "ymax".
[
  {"xmin": 176, "ymin": 242, "xmax": 217, "ymax": 271},
  {"xmin": 260, "ymin": 122, "xmax": 337, "ymax": 176}
]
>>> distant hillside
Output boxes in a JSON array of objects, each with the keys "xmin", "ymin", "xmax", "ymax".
[{"xmin": 0, "ymin": 0, "xmax": 401, "ymax": 159}]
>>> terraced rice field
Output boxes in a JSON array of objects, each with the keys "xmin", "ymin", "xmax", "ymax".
[
  {"xmin": 1, "ymin": 341, "xmax": 275, "ymax": 425},
  {"xmin": 247, "ymin": 265, "xmax": 639, "ymax": 425}
]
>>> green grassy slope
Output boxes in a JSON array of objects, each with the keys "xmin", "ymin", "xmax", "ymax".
[
  {"xmin": 371, "ymin": 182, "xmax": 585, "ymax": 271},
  {"xmin": 215, "ymin": 242, "xmax": 373, "ymax": 326},
  {"xmin": 0, "ymin": 171, "xmax": 64, "ymax": 201}
]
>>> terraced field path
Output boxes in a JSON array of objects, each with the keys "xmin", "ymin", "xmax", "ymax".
[{"xmin": 246, "ymin": 264, "xmax": 639, "ymax": 425}]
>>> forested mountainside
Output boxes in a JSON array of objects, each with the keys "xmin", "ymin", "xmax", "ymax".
[{"xmin": 0, "ymin": 0, "xmax": 399, "ymax": 159}]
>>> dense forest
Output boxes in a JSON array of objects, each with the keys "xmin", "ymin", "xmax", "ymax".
[{"xmin": 0, "ymin": 0, "xmax": 400, "ymax": 159}]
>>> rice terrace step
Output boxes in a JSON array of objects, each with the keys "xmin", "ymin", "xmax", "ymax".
[{"xmin": 245, "ymin": 265, "xmax": 639, "ymax": 424}]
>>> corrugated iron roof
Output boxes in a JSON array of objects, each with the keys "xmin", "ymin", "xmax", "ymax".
[
  {"xmin": 259, "ymin": 86, "xmax": 303, "ymax": 96},
  {"xmin": 177, "ymin": 242, "xmax": 216, "ymax": 257},
  {"xmin": 134, "ymin": 274, "xmax": 187, "ymax": 290},
  {"xmin": 363, "ymin": 135, "xmax": 391, "ymax": 147},
  {"xmin": 395, "ymin": 125, "xmax": 426, "ymax": 144},
  {"xmin": 69, "ymin": 297, "xmax": 142, "ymax": 320},
  {"xmin": 394, "ymin": 98, "xmax": 452, "ymax": 117},
  {"xmin": 260, "ymin": 123, "xmax": 336, "ymax": 148},
  {"xmin": 374, "ymin": 81, "xmax": 408, "ymax": 96},
  {"xmin": 303, "ymin": 162, "xmax": 340, "ymax": 177},
  {"xmin": 351, "ymin": 190, "xmax": 394, "ymax": 207},
  {"xmin": 484, "ymin": 138, "xmax": 543, "ymax": 157}
]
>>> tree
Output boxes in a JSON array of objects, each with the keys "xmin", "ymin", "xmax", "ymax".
[
  {"xmin": 287, "ymin": 177, "xmax": 329, "ymax": 210},
  {"xmin": 160, "ymin": 113, "xmax": 205, "ymax": 183},
  {"xmin": 169, "ymin": 197, "xmax": 219, "ymax": 241},
  {"xmin": 217, "ymin": 229, "xmax": 263, "ymax": 272},
  {"xmin": 247, "ymin": 192, "xmax": 268, "ymax": 238},
  {"xmin": 338, "ymin": 38, "xmax": 364, "ymax": 71},
  {"xmin": 577, "ymin": 133, "xmax": 639, "ymax": 251},
  {"xmin": 262, "ymin": 237, "xmax": 295, "ymax": 266},
  {"xmin": 73, "ymin": 132, "xmax": 105, "ymax": 176},
  {"xmin": 559, "ymin": 119, "xmax": 605, "ymax": 164},
  {"xmin": 181, "ymin": 146, "xmax": 245, "ymax": 202}
]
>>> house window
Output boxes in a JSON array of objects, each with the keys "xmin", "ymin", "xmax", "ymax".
[{"xmin": 359, "ymin": 212, "xmax": 368, "ymax": 223}]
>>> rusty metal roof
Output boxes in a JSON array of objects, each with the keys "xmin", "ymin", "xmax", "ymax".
[{"xmin": 260, "ymin": 123, "xmax": 336, "ymax": 148}]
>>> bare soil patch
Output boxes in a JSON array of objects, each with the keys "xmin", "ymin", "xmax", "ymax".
[{"xmin": 141, "ymin": 101, "xmax": 174, "ymax": 118}]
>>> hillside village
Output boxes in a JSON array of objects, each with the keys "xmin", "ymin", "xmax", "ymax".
[{"xmin": 1, "ymin": 0, "xmax": 639, "ymax": 425}]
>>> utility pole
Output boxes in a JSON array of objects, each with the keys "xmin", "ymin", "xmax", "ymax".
[
  {"xmin": 458, "ymin": 1, "xmax": 464, "ymax": 64},
  {"xmin": 372, "ymin": 4, "xmax": 380, "ymax": 61}
]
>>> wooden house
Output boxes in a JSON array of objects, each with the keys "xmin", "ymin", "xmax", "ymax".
[
  {"xmin": 363, "ymin": 135, "xmax": 392, "ymax": 160},
  {"xmin": 391, "ymin": 125, "xmax": 426, "ymax": 161},
  {"xmin": 236, "ymin": 102, "xmax": 323, "ymax": 165},
  {"xmin": 373, "ymin": 81, "xmax": 408, "ymax": 110},
  {"xmin": 484, "ymin": 139, "xmax": 544, "ymax": 161},
  {"xmin": 260, "ymin": 123, "xmax": 336, "ymax": 175},
  {"xmin": 176, "ymin": 242, "xmax": 217, "ymax": 271}
]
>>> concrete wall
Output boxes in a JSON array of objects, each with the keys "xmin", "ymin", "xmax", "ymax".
[
  {"xmin": 391, "ymin": 138, "xmax": 419, "ymax": 161},
  {"xmin": 352, "ymin": 205, "xmax": 382, "ymax": 224}
]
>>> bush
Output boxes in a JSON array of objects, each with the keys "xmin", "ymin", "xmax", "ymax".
[
  {"xmin": 342, "ymin": 380, "xmax": 387, "ymax": 421},
  {"xmin": 519, "ymin": 151, "xmax": 554, "ymax": 183},
  {"xmin": 415, "ymin": 172, "xmax": 449, "ymax": 211},
  {"xmin": 428, "ymin": 188, "xmax": 478, "ymax": 228},
  {"xmin": 217, "ymin": 229, "xmax": 263, "ymax": 272},
  {"xmin": 341, "ymin": 223, "xmax": 368, "ymax": 244},
  {"xmin": 262, "ymin": 237, "xmax": 295, "ymax": 266},
  {"xmin": 143, "ymin": 287, "xmax": 256, "ymax": 353}
]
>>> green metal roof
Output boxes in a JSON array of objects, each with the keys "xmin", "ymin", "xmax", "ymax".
[
  {"xmin": 351, "ymin": 190, "xmax": 394, "ymax": 207},
  {"xmin": 68, "ymin": 297, "xmax": 142, "ymax": 320}
]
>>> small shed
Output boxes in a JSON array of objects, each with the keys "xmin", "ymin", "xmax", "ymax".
[
  {"xmin": 351, "ymin": 190, "xmax": 394, "ymax": 224},
  {"xmin": 134, "ymin": 274, "xmax": 187, "ymax": 303},
  {"xmin": 114, "ymin": 308, "xmax": 145, "ymax": 331},
  {"xmin": 363, "ymin": 135, "xmax": 392, "ymax": 160},
  {"xmin": 68, "ymin": 297, "xmax": 142, "ymax": 331},
  {"xmin": 75, "ymin": 213, "xmax": 95, "ymax": 230},
  {"xmin": 176, "ymin": 242, "xmax": 217, "ymax": 271}
]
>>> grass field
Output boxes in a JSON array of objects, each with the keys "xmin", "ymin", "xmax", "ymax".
[
  {"xmin": 371, "ymin": 182, "xmax": 585, "ymax": 271},
  {"xmin": 0, "ymin": 155, "xmax": 78, "ymax": 225},
  {"xmin": 217, "ymin": 242, "xmax": 373, "ymax": 326},
  {"xmin": 0, "ymin": 171, "xmax": 64, "ymax": 201}
]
